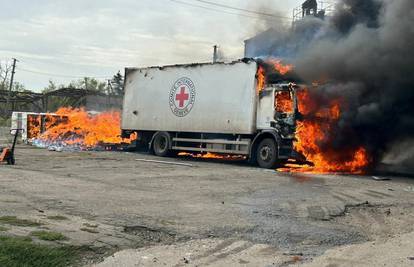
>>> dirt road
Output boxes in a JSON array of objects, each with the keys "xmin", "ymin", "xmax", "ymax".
[{"xmin": 1, "ymin": 145, "xmax": 414, "ymax": 266}]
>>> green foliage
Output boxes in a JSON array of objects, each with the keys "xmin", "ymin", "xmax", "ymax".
[
  {"xmin": 0, "ymin": 226, "xmax": 8, "ymax": 231},
  {"xmin": 31, "ymin": 231, "xmax": 68, "ymax": 241},
  {"xmin": 12, "ymin": 82, "xmax": 25, "ymax": 92},
  {"xmin": 110, "ymin": 71, "xmax": 124, "ymax": 95},
  {"xmin": 41, "ymin": 80, "xmax": 58, "ymax": 94},
  {"xmin": 0, "ymin": 235, "xmax": 78, "ymax": 267},
  {"xmin": 68, "ymin": 77, "xmax": 107, "ymax": 93},
  {"xmin": 41, "ymin": 77, "xmax": 111, "ymax": 111},
  {"xmin": 42, "ymin": 80, "xmax": 85, "ymax": 111},
  {"xmin": 0, "ymin": 216, "xmax": 42, "ymax": 227}
]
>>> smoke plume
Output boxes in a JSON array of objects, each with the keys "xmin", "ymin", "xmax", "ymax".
[
  {"xmin": 252, "ymin": 0, "xmax": 414, "ymax": 168},
  {"xmin": 296, "ymin": 0, "xmax": 414, "ymax": 167}
]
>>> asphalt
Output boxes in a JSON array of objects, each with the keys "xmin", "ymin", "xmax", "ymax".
[{"xmin": 1, "ymin": 145, "xmax": 414, "ymax": 266}]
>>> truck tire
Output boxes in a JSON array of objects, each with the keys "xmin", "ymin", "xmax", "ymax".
[
  {"xmin": 152, "ymin": 132, "xmax": 171, "ymax": 157},
  {"xmin": 256, "ymin": 138, "xmax": 278, "ymax": 169}
]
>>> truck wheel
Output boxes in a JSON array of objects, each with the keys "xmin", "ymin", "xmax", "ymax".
[
  {"xmin": 256, "ymin": 138, "xmax": 278, "ymax": 169},
  {"xmin": 152, "ymin": 132, "xmax": 171, "ymax": 157}
]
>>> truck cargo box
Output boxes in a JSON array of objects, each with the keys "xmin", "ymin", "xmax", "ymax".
[{"xmin": 122, "ymin": 60, "xmax": 258, "ymax": 134}]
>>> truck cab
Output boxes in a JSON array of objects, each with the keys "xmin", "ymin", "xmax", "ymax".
[{"xmin": 253, "ymin": 83, "xmax": 298, "ymax": 168}]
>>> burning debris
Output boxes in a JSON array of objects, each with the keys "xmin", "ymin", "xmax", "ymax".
[{"xmin": 30, "ymin": 107, "xmax": 136, "ymax": 151}]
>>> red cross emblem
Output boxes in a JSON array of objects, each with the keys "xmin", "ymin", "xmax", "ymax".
[
  {"xmin": 175, "ymin": 86, "xmax": 189, "ymax": 108},
  {"xmin": 169, "ymin": 77, "xmax": 196, "ymax": 117}
]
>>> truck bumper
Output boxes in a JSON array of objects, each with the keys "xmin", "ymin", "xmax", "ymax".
[{"xmin": 278, "ymin": 138, "xmax": 294, "ymax": 159}]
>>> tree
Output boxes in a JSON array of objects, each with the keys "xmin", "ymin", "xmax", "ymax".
[
  {"xmin": 111, "ymin": 71, "xmax": 124, "ymax": 96},
  {"xmin": 68, "ymin": 77, "xmax": 108, "ymax": 93},
  {"xmin": 42, "ymin": 80, "xmax": 58, "ymax": 93},
  {"xmin": 0, "ymin": 61, "xmax": 25, "ymax": 92},
  {"xmin": 12, "ymin": 82, "xmax": 26, "ymax": 92},
  {"xmin": 0, "ymin": 60, "xmax": 12, "ymax": 91}
]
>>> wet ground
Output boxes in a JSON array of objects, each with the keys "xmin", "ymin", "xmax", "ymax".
[{"xmin": 1, "ymin": 145, "xmax": 414, "ymax": 266}]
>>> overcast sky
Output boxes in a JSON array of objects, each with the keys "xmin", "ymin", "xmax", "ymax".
[{"xmin": 0, "ymin": 0, "xmax": 304, "ymax": 91}]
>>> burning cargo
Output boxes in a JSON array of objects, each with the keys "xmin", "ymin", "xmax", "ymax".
[
  {"xmin": 121, "ymin": 59, "xmax": 299, "ymax": 168},
  {"xmin": 14, "ymin": 108, "xmax": 136, "ymax": 151},
  {"xmin": 11, "ymin": 111, "xmax": 67, "ymax": 143}
]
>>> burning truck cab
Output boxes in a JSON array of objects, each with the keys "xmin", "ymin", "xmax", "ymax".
[
  {"xmin": 259, "ymin": 83, "xmax": 298, "ymax": 138},
  {"xmin": 121, "ymin": 59, "xmax": 299, "ymax": 168}
]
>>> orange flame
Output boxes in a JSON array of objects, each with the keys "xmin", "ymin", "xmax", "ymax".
[
  {"xmin": 256, "ymin": 66, "xmax": 266, "ymax": 94},
  {"xmin": 27, "ymin": 115, "xmax": 41, "ymax": 138},
  {"xmin": 178, "ymin": 152, "xmax": 245, "ymax": 160},
  {"xmin": 37, "ymin": 107, "xmax": 136, "ymax": 147},
  {"xmin": 275, "ymin": 91, "xmax": 294, "ymax": 113},
  {"xmin": 280, "ymin": 89, "xmax": 370, "ymax": 174},
  {"xmin": 269, "ymin": 59, "xmax": 293, "ymax": 75},
  {"xmin": 256, "ymin": 59, "xmax": 292, "ymax": 94}
]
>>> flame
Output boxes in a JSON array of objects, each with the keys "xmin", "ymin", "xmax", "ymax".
[
  {"xmin": 27, "ymin": 115, "xmax": 41, "ymax": 138},
  {"xmin": 256, "ymin": 66, "xmax": 266, "ymax": 94},
  {"xmin": 268, "ymin": 59, "xmax": 293, "ymax": 75},
  {"xmin": 36, "ymin": 107, "xmax": 136, "ymax": 148},
  {"xmin": 178, "ymin": 152, "xmax": 245, "ymax": 160},
  {"xmin": 275, "ymin": 91, "xmax": 294, "ymax": 113},
  {"xmin": 279, "ymin": 89, "xmax": 370, "ymax": 174}
]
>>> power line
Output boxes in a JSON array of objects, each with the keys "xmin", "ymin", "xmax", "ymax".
[
  {"xmin": 193, "ymin": 0, "xmax": 291, "ymax": 19},
  {"xmin": 170, "ymin": 0, "xmax": 290, "ymax": 21},
  {"xmin": 171, "ymin": 0, "xmax": 262, "ymax": 19},
  {"xmin": 18, "ymin": 67, "xmax": 110, "ymax": 79}
]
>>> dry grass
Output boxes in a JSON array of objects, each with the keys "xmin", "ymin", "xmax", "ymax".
[
  {"xmin": 47, "ymin": 215, "xmax": 69, "ymax": 221},
  {"xmin": 0, "ymin": 216, "xmax": 42, "ymax": 227}
]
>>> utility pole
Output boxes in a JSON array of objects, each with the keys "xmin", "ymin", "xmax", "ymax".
[
  {"xmin": 7, "ymin": 58, "xmax": 17, "ymax": 115},
  {"xmin": 107, "ymin": 79, "xmax": 113, "ymax": 95},
  {"xmin": 213, "ymin": 45, "xmax": 218, "ymax": 63}
]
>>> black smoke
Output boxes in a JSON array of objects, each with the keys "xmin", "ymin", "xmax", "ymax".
[
  {"xmin": 331, "ymin": 0, "xmax": 382, "ymax": 33},
  {"xmin": 295, "ymin": 0, "xmax": 414, "ymax": 167},
  {"xmin": 252, "ymin": 0, "xmax": 414, "ymax": 168}
]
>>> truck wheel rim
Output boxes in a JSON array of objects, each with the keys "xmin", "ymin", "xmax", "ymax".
[
  {"xmin": 260, "ymin": 146, "xmax": 272, "ymax": 162},
  {"xmin": 157, "ymin": 136, "xmax": 167, "ymax": 151}
]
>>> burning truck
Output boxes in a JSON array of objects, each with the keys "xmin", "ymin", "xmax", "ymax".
[
  {"xmin": 121, "ymin": 59, "xmax": 301, "ymax": 169},
  {"xmin": 17, "ymin": 58, "xmax": 368, "ymax": 174}
]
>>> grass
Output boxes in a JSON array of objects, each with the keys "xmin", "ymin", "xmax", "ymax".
[
  {"xmin": 0, "ymin": 226, "xmax": 8, "ymax": 231},
  {"xmin": 46, "ymin": 215, "xmax": 69, "ymax": 221},
  {"xmin": 31, "ymin": 231, "xmax": 68, "ymax": 241},
  {"xmin": 80, "ymin": 227, "xmax": 99, "ymax": 234},
  {"xmin": 0, "ymin": 216, "xmax": 42, "ymax": 227},
  {"xmin": 0, "ymin": 235, "xmax": 78, "ymax": 267}
]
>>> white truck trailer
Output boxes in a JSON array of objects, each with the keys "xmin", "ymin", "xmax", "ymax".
[{"xmin": 121, "ymin": 59, "xmax": 298, "ymax": 168}]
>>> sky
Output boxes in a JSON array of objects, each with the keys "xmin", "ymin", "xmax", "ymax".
[{"xmin": 0, "ymin": 0, "xmax": 304, "ymax": 91}]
